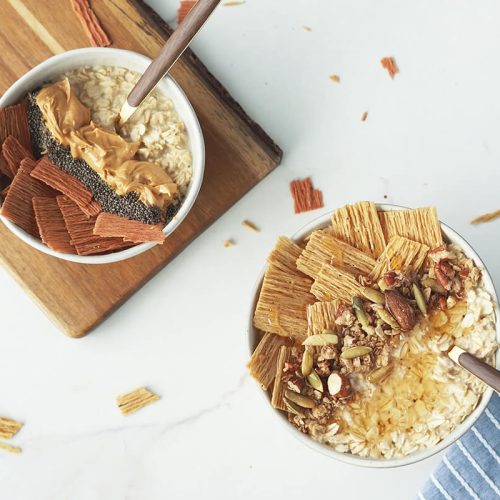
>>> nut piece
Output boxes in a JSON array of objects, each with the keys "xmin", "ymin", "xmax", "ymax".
[
  {"xmin": 352, "ymin": 297, "xmax": 370, "ymax": 326},
  {"xmin": 307, "ymin": 370, "xmax": 324, "ymax": 392},
  {"xmin": 340, "ymin": 345, "xmax": 372, "ymax": 360},
  {"xmin": 421, "ymin": 277, "xmax": 446, "ymax": 294},
  {"xmin": 412, "ymin": 283, "xmax": 427, "ymax": 316},
  {"xmin": 384, "ymin": 290, "xmax": 417, "ymax": 331},
  {"xmin": 284, "ymin": 390, "xmax": 316, "ymax": 408},
  {"xmin": 362, "ymin": 287, "xmax": 385, "ymax": 304},
  {"xmin": 302, "ymin": 333, "xmax": 338, "ymax": 346},
  {"xmin": 327, "ymin": 372, "xmax": 351, "ymax": 398},
  {"xmin": 301, "ymin": 349, "xmax": 314, "ymax": 377}
]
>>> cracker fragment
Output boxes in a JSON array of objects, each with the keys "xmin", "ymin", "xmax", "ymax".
[
  {"xmin": 57, "ymin": 196, "xmax": 130, "ymax": 255},
  {"xmin": 289, "ymin": 178, "xmax": 324, "ymax": 214},
  {"xmin": 70, "ymin": 0, "xmax": 111, "ymax": 47},
  {"xmin": 31, "ymin": 157, "xmax": 100, "ymax": 217},
  {"xmin": 271, "ymin": 346, "xmax": 292, "ymax": 410},
  {"xmin": 242, "ymin": 220, "xmax": 259, "ymax": 233},
  {"xmin": 2, "ymin": 135, "xmax": 33, "ymax": 177},
  {"xmin": 368, "ymin": 235, "xmax": 429, "ymax": 281},
  {"xmin": 330, "ymin": 202, "xmax": 386, "ymax": 258},
  {"xmin": 361, "ymin": 111, "xmax": 368, "ymax": 122},
  {"xmin": 381, "ymin": 57, "xmax": 398, "ymax": 78},
  {"xmin": 224, "ymin": 1, "xmax": 245, "ymax": 5},
  {"xmin": 116, "ymin": 387, "xmax": 160, "ymax": 416},
  {"xmin": 223, "ymin": 239, "xmax": 234, "ymax": 248},
  {"xmin": 0, "ymin": 416, "xmax": 23, "ymax": 440},
  {"xmin": 311, "ymin": 263, "xmax": 364, "ymax": 303},
  {"xmin": 329, "ymin": 74, "xmax": 340, "ymax": 83},
  {"xmin": 247, "ymin": 332, "xmax": 289, "ymax": 390},
  {"xmin": 0, "ymin": 441, "xmax": 21, "ymax": 454},
  {"xmin": 94, "ymin": 212, "xmax": 165, "ymax": 244},
  {"xmin": 470, "ymin": 209, "xmax": 500, "ymax": 225},
  {"xmin": 0, "ymin": 159, "xmax": 57, "ymax": 237},
  {"xmin": 267, "ymin": 236, "xmax": 304, "ymax": 274},
  {"xmin": 307, "ymin": 300, "xmax": 341, "ymax": 336},
  {"xmin": 177, "ymin": 0, "xmax": 197, "ymax": 23},
  {"xmin": 297, "ymin": 229, "xmax": 376, "ymax": 279},
  {"xmin": 378, "ymin": 207, "xmax": 443, "ymax": 249},
  {"xmin": 33, "ymin": 197, "xmax": 76, "ymax": 254}
]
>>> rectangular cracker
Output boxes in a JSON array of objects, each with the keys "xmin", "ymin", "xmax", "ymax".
[
  {"xmin": 307, "ymin": 300, "xmax": 341, "ymax": 336},
  {"xmin": 2, "ymin": 135, "xmax": 33, "ymax": 177},
  {"xmin": 33, "ymin": 197, "xmax": 76, "ymax": 254},
  {"xmin": 247, "ymin": 332, "xmax": 289, "ymax": 390},
  {"xmin": 31, "ymin": 157, "xmax": 101, "ymax": 217},
  {"xmin": 267, "ymin": 236, "xmax": 305, "ymax": 274},
  {"xmin": 271, "ymin": 346, "xmax": 292, "ymax": 410},
  {"xmin": 0, "ymin": 441, "xmax": 21, "ymax": 454},
  {"xmin": 311, "ymin": 263, "xmax": 364, "ymax": 303},
  {"xmin": 368, "ymin": 235, "xmax": 429, "ymax": 281},
  {"xmin": 94, "ymin": 212, "xmax": 165, "ymax": 244},
  {"xmin": 297, "ymin": 229, "xmax": 376, "ymax": 279},
  {"xmin": 116, "ymin": 387, "xmax": 160, "ymax": 416},
  {"xmin": 289, "ymin": 178, "xmax": 324, "ymax": 214},
  {"xmin": 330, "ymin": 202, "xmax": 386, "ymax": 258},
  {"xmin": 0, "ymin": 416, "xmax": 23, "ymax": 440},
  {"xmin": 378, "ymin": 207, "xmax": 443, "ymax": 249}
]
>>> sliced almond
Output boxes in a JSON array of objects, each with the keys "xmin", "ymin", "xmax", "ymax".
[{"xmin": 327, "ymin": 372, "xmax": 351, "ymax": 398}]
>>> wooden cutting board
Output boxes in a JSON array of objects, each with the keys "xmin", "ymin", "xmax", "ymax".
[{"xmin": 0, "ymin": 0, "xmax": 282, "ymax": 337}]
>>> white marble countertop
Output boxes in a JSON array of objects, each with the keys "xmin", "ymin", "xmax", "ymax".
[{"xmin": 1, "ymin": 1, "xmax": 500, "ymax": 498}]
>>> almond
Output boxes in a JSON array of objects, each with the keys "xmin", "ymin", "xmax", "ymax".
[
  {"xmin": 327, "ymin": 372, "xmax": 351, "ymax": 398},
  {"xmin": 384, "ymin": 290, "xmax": 417, "ymax": 331}
]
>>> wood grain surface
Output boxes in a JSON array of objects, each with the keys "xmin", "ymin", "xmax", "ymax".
[{"xmin": 0, "ymin": 0, "xmax": 282, "ymax": 338}]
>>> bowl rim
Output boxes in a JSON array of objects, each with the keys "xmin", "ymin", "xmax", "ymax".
[
  {"xmin": 247, "ymin": 203, "xmax": 499, "ymax": 468},
  {"xmin": 0, "ymin": 47, "xmax": 205, "ymax": 264}
]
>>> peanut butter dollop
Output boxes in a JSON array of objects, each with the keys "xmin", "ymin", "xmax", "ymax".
[{"xmin": 36, "ymin": 79, "xmax": 177, "ymax": 210}]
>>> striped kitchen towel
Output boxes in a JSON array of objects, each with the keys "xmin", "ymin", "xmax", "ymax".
[{"xmin": 419, "ymin": 393, "xmax": 500, "ymax": 500}]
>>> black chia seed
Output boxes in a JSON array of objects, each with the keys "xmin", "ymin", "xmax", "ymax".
[{"xmin": 27, "ymin": 92, "xmax": 180, "ymax": 226}]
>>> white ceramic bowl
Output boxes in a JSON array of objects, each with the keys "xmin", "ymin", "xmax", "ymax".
[
  {"xmin": 248, "ymin": 204, "xmax": 500, "ymax": 468},
  {"xmin": 0, "ymin": 48, "xmax": 205, "ymax": 264}
]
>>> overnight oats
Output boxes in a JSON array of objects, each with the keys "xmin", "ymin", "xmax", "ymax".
[
  {"xmin": 248, "ymin": 202, "xmax": 497, "ymax": 459},
  {"xmin": 0, "ymin": 65, "xmax": 192, "ymax": 255}
]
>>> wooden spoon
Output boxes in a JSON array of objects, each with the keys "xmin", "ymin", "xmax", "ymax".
[
  {"xmin": 448, "ymin": 346, "xmax": 500, "ymax": 393},
  {"xmin": 119, "ymin": 0, "xmax": 221, "ymax": 125}
]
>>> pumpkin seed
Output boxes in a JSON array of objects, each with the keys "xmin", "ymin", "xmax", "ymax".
[
  {"xmin": 307, "ymin": 370, "xmax": 323, "ymax": 392},
  {"xmin": 284, "ymin": 399, "xmax": 306, "ymax": 417},
  {"xmin": 302, "ymin": 333, "xmax": 338, "ymax": 346},
  {"xmin": 362, "ymin": 287, "xmax": 385, "ymax": 304},
  {"xmin": 352, "ymin": 297, "xmax": 369, "ymax": 326},
  {"xmin": 378, "ymin": 278, "xmax": 388, "ymax": 292},
  {"xmin": 340, "ymin": 346, "xmax": 372, "ymax": 360},
  {"xmin": 375, "ymin": 306, "xmax": 400, "ymax": 329},
  {"xmin": 412, "ymin": 283, "xmax": 427, "ymax": 316},
  {"xmin": 301, "ymin": 349, "xmax": 314, "ymax": 376},
  {"xmin": 367, "ymin": 364, "xmax": 393, "ymax": 383},
  {"xmin": 421, "ymin": 277, "xmax": 446, "ymax": 294},
  {"xmin": 284, "ymin": 390, "xmax": 316, "ymax": 408}
]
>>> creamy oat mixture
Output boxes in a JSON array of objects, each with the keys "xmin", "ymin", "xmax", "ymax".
[{"xmin": 65, "ymin": 66, "xmax": 192, "ymax": 196}]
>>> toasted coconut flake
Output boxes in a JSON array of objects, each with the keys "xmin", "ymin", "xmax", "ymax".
[
  {"xmin": 241, "ymin": 220, "xmax": 259, "ymax": 233},
  {"xmin": 0, "ymin": 417, "xmax": 23, "ymax": 440},
  {"xmin": 248, "ymin": 332, "xmax": 289, "ymax": 390},
  {"xmin": 116, "ymin": 387, "xmax": 160, "ymax": 416},
  {"xmin": 307, "ymin": 300, "xmax": 341, "ymax": 335},
  {"xmin": 378, "ymin": 207, "xmax": 443, "ymax": 249},
  {"xmin": 470, "ymin": 209, "xmax": 500, "ymax": 225},
  {"xmin": 311, "ymin": 263, "xmax": 364, "ymax": 303},
  {"xmin": 297, "ymin": 229, "xmax": 376, "ymax": 279},
  {"xmin": 271, "ymin": 346, "xmax": 292, "ymax": 410},
  {"xmin": 381, "ymin": 57, "xmax": 398, "ymax": 78},
  {"xmin": 368, "ymin": 236, "xmax": 429, "ymax": 281},
  {"xmin": 0, "ymin": 159, "xmax": 57, "ymax": 237},
  {"xmin": 94, "ymin": 212, "xmax": 165, "ymax": 244},
  {"xmin": 33, "ymin": 197, "xmax": 75, "ymax": 254},
  {"xmin": 70, "ymin": 0, "xmax": 111, "ymax": 47},
  {"xmin": 57, "ymin": 196, "xmax": 131, "ymax": 255},
  {"xmin": 31, "ymin": 157, "xmax": 100, "ymax": 217},
  {"xmin": 2, "ymin": 135, "xmax": 33, "ymax": 177},
  {"xmin": 290, "ymin": 178, "xmax": 324, "ymax": 214},
  {"xmin": 0, "ymin": 441, "xmax": 21, "ymax": 454},
  {"xmin": 331, "ymin": 202, "xmax": 386, "ymax": 258},
  {"xmin": 268, "ymin": 236, "xmax": 304, "ymax": 274},
  {"xmin": 0, "ymin": 102, "xmax": 31, "ymax": 177},
  {"xmin": 177, "ymin": 0, "xmax": 197, "ymax": 23}
]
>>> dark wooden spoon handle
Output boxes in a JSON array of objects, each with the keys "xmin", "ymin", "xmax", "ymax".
[
  {"xmin": 127, "ymin": 0, "xmax": 221, "ymax": 107},
  {"xmin": 449, "ymin": 346, "xmax": 500, "ymax": 393}
]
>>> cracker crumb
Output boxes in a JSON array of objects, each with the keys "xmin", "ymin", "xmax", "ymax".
[
  {"xmin": 224, "ymin": 239, "xmax": 235, "ymax": 248},
  {"xmin": 0, "ymin": 416, "xmax": 23, "ymax": 440},
  {"xmin": 242, "ymin": 220, "xmax": 259, "ymax": 233},
  {"xmin": 329, "ymin": 74, "xmax": 341, "ymax": 83},
  {"xmin": 470, "ymin": 209, "xmax": 500, "ymax": 225},
  {"xmin": 361, "ymin": 111, "xmax": 368, "ymax": 122},
  {"xmin": 380, "ymin": 57, "xmax": 398, "ymax": 79},
  {"xmin": 303, "ymin": 26, "xmax": 312, "ymax": 32},
  {"xmin": 289, "ymin": 178, "xmax": 324, "ymax": 214},
  {"xmin": 116, "ymin": 387, "xmax": 160, "ymax": 416},
  {"xmin": 224, "ymin": 1, "xmax": 245, "ymax": 5},
  {"xmin": 0, "ymin": 441, "xmax": 21, "ymax": 454}
]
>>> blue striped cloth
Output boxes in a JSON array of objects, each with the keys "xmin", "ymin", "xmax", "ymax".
[{"xmin": 419, "ymin": 394, "xmax": 500, "ymax": 500}]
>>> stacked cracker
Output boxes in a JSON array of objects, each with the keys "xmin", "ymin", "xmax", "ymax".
[
  {"xmin": 0, "ymin": 101, "xmax": 165, "ymax": 255},
  {"xmin": 248, "ymin": 201, "xmax": 443, "ymax": 409}
]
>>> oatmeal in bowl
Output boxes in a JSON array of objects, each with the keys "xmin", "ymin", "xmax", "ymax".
[
  {"xmin": 247, "ymin": 202, "xmax": 499, "ymax": 467},
  {"xmin": 0, "ymin": 48, "xmax": 204, "ymax": 263}
]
